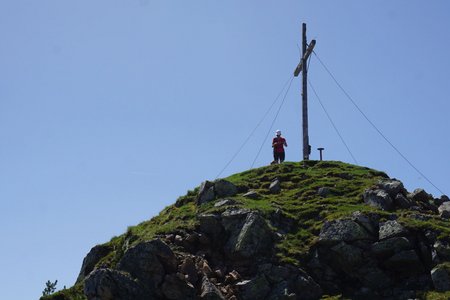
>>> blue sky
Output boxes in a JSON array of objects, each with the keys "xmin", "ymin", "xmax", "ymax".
[{"xmin": 1, "ymin": 1, "xmax": 449, "ymax": 299}]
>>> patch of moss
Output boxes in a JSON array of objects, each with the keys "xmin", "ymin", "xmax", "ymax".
[{"xmin": 39, "ymin": 283, "xmax": 86, "ymax": 300}]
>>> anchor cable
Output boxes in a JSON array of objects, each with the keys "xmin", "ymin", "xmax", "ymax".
[
  {"xmin": 308, "ymin": 79, "xmax": 358, "ymax": 164},
  {"xmin": 215, "ymin": 75, "xmax": 294, "ymax": 179},
  {"xmin": 313, "ymin": 51, "xmax": 445, "ymax": 195},
  {"xmin": 250, "ymin": 76, "xmax": 295, "ymax": 169}
]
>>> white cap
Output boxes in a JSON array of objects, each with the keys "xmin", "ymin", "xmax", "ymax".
[{"xmin": 276, "ymin": 130, "xmax": 281, "ymax": 135}]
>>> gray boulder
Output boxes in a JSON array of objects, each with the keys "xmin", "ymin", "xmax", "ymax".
[
  {"xmin": 84, "ymin": 268, "xmax": 143, "ymax": 300},
  {"xmin": 270, "ymin": 178, "xmax": 281, "ymax": 194},
  {"xmin": 328, "ymin": 242, "xmax": 363, "ymax": 273},
  {"xmin": 236, "ymin": 275, "xmax": 271, "ymax": 300},
  {"xmin": 200, "ymin": 276, "xmax": 226, "ymax": 299},
  {"xmin": 408, "ymin": 188, "xmax": 433, "ymax": 203},
  {"xmin": 214, "ymin": 179, "xmax": 237, "ymax": 198},
  {"xmin": 371, "ymin": 237, "xmax": 412, "ymax": 258},
  {"xmin": 117, "ymin": 239, "xmax": 177, "ymax": 292},
  {"xmin": 242, "ymin": 190, "xmax": 261, "ymax": 199},
  {"xmin": 258, "ymin": 264, "xmax": 291, "ymax": 284},
  {"xmin": 225, "ymin": 212, "xmax": 273, "ymax": 258},
  {"xmin": 266, "ymin": 281, "xmax": 296, "ymax": 299},
  {"xmin": 319, "ymin": 219, "xmax": 374, "ymax": 246},
  {"xmin": 379, "ymin": 220, "xmax": 408, "ymax": 240},
  {"xmin": 76, "ymin": 244, "xmax": 112, "ymax": 283},
  {"xmin": 161, "ymin": 273, "xmax": 196, "ymax": 300},
  {"xmin": 221, "ymin": 208, "xmax": 251, "ymax": 232},
  {"xmin": 198, "ymin": 214, "xmax": 223, "ymax": 237},
  {"xmin": 357, "ymin": 264, "xmax": 392, "ymax": 290},
  {"xmin": 383, "ymin": 250, "xmax": 424, "ymax": 273},
  {"xmin": 393, "ymin": 193, "xmax": 414, "ymax": 209},
  {"xmin": 179, "ymin": 256, "xmax": 198, "ymax": 285},
  {"xmin": 363, "ymin": 189, "xmax": 393, "ymax": 211},
  {"xmin": 438, "ymin": 202, "xmax": 450, "ymax": 219},
  {"xmin": 197, "ymin": 181, "xmax": 215, "ymax": 205},
  {"xmin": 214, "ymin": 199, "xmax": 237, "ymax": 207},
  {"xmin": 293, "ymin": 271, "xmax": 323, "ymax": 300},
  {"xmin": 434, "ymin": 241, "xmax": 450, "ymax": 261},
  {"xmin": 317, "ymin": 187, "xmax": 331, "ymax": 198},
  {"xmin": 351, "ymin": 211, "xmax": 379, "ymax": 236},
  {"xmin": 377, "ymin": 179, "xmax": 406, "ymax": 197},
  {"xmin": 431, "ymin": 265, "xmax": 450, "ymax": 292}
]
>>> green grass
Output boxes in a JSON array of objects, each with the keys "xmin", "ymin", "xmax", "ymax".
[
  {"xmin": 47, "ymin": 160, "xmax": 446, "ymax": 300},
  {"xmin": 40, "ymin": 283, "xmax": 86, "ymax": 300}
]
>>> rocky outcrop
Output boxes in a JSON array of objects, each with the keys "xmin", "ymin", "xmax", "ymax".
[
  {"xmin": 197, "ymin": 180, "xmax": 238, "ymax": 205},
  {"xmin": 75, "ymin": 169, "xmax": 450, "ymax": 300},
  {"xmin": 363, "ymin": 179, "xmax": 444, "ymax": 215},
  {"xmin": 84, "ymin": 268, "xmax": 143, "ymax": 300},
  {"xmin": 76, "ymin": 244, "xmax": 112, "ymax": 283},
  {"xmin": 309, "ymin": 210, "xmax": 447, "ymax": 298}
]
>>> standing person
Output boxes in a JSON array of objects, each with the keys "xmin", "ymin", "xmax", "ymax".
[{"xmin": 272, "ymin": 130, "xmax": 288, "ymax": 164}]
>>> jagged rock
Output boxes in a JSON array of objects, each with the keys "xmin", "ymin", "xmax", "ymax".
[
  {"xmin": 84, "ymin": 268, "xmax": 143, "ymax": 300},
  {"xmin": 199, "ymin": 259, "xmax": 214, "ymax": 277},
  {"xmin": 440, "ymin": 195, "xmax": 450, "ymax": 203},
  {"xmin": 214, "ymin": 179, "xmax": 238, "ymax": 198},
  {"xmin": 408, "ymin": 188, "xmax": 433, "ymax": 203},
  {"xmin": 221, "ymin": 208, "xmax": 250, "ymax": 231},
  {"xmin": 236, "ymin": 275, "xmax": 270, "ymax": 300},
  {"xmin": 319, "ymin": 219, "xmax": 374, "ymax": 246},
  {"xmin": 328, "ymin": 242, "xmax": 363, "ymax": 273},
  {"xmin": 393, "ymin": 193, "xmax": 414, "ymax": 209},
  {"xmin": 371, "ymin": 237, "xmax": 412, "ymax": 258},
  {"xmin": 179, "ymin": 256, "xmax": 198, "ymax": 284},
  {"xmin": 267, "ymin": 280, "xmax": 296, "ymax": 299},
  {"xmin": 379, "ymin": 220, "xmax": 408, "ymax": 240},
  {"xmin": 214, "ymin": 199, "xmax": 237, "ymax": 207},
  {"xmin": 174, "ymin": 234, "xmax": 183, "ymax": 244},
  {"xmin": 351, "ymin": 211, "xmax": 379, "ymax": 236},
  {"xmin": 357, "ymin": 264, "xmax": 392, "ymax": 290},
  {"xmin": 294, "ymin": 273, "xmax": 323, "ymax": 300},
  {"xmin": 197, "ymin": 181, "xmax": 215, "ymax": 205},
  {"xmin": 198, "ymin": 214, "xmax": 223, "ymax": 238},
  {"xmin": 200, "ymin": 276, "xmax": 226, "ymax": 299},
  {"xmin": 161, "ymin": 273, "xmax": 196, "ymax": 300},
  {"xmin": 377, "ymin": 179, "xmax": 406, "ymax": 197},
  {"xmin": 225, "ymin": 212, "xmax": 273, "ymax": 258},
  {"xmin": 363, "ymin": 189, "xmax": 393, "ymax": 210},
  {"xmin": 117, "ymin": 239, "xmax": 177, "ymax": 293},
  {"xmin": 76, "ymin": 244, "xmax": 112, "ymax": 283},
  {"xmin": 434, "ymin": 241, "xmax": 450, "ymax": 260},
  {"xmin": 317, "ymin": 187, "xmax": 331, "ymax": 197},
  {"xmin": 431, "ymin": 265, "xmax": 450, "ymax": 292},
  {"xmin": 242, "ymin": 190, "xmax": 261, "ymax": 199},
  {"xmin": 270, "ymin": 178, "xmax": 281, "ymax": 194},
  {"xmin": 224, "ymin": 270, "xmax": 241, "ymax": 284},
  {"xmin": 383, "ymin": 250, "xmax": 424, "ymax": 273},
  {"xmin": 258, "ymin": 264, "xmax": 291, "ymax": 284},
  {"xmin": 438, "ymin": 202, "xmax": 450, "ymax": 219}
]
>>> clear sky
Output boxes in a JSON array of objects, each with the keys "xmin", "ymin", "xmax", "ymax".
[{"xmin": 1, "ymin": 1, "xmax": 449, "ymax": 299}]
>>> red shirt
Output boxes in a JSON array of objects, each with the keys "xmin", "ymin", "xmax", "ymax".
[{"xmin": 272, "ymin": 137, "xmax": 286, "ymax": 153}]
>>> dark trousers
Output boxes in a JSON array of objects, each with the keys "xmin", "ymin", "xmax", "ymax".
[{"xmin": 273, "ymin": 151, "xmax": 285, "ymax": 163}]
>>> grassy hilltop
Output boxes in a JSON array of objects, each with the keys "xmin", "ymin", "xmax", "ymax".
[{"xmin": 42, "ymin": 161, "xmax": 450, "ymax": 300}]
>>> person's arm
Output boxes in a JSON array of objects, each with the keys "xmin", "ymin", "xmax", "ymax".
[{"xmin": 284, "ymin": 140, "xmax": 288, "ymax": 147}]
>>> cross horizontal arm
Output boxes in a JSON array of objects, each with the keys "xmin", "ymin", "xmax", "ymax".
[{"xmin": 293, "ymin": 39, "xmax": 316, "ymax": 77}]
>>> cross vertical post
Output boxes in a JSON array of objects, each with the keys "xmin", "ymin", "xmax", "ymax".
[
  {"xmin": 294, "ymin": 23, "xmax": 316, "ymax": 161},
  {"xmin": 302, "ymin": 23, "xmax": 309, "ymax": 161}
]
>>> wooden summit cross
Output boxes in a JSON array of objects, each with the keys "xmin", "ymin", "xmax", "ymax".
[{"xmin": 294, "ymin": 23, "xmax": 316, "ymax": 161}]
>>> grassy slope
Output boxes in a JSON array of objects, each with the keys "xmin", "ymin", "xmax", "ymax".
[{"xmin": 41, "ymin": 161, "xmax": 450, "ymax": 300}]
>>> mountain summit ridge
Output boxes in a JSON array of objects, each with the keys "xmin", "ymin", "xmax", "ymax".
[{"xmin": 41, "ymin": 161, "xmax": 450, "ymax": 300}]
